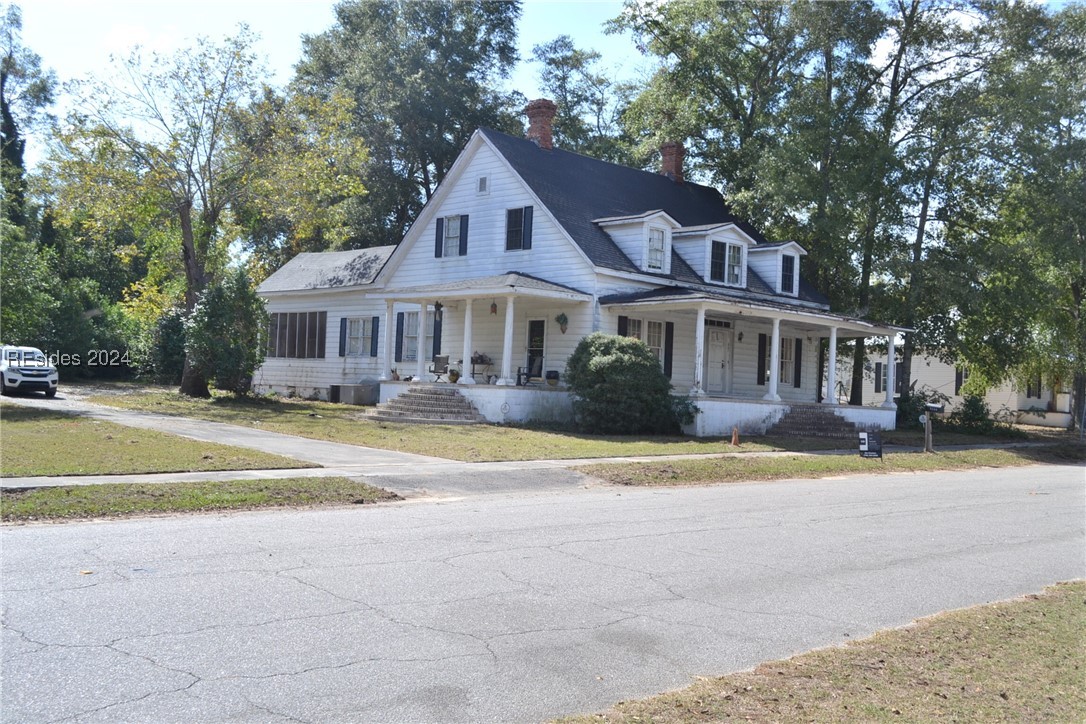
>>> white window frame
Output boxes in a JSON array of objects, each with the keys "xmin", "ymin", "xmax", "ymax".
[
  {"xmin": 443, "ymin": 215, "xmax": 461, "ymax": 257},
  {"xmin": 779, "ymin": 336, "xmax": 794, "ymax": 385},
  {"xmin": 624, "ymin": 317, "xmax": 664, "ymax": 364},
  {"xmin": 727, "ymin": 243, "xmax": 745, "ymax": 286},
  {"xmin": 781, "ymin": 253, "xmax": 797, "ymax": 295},
  {"xmin": 403, "ymin": 311, "xmax": 433, "ymax": 363},
  {"xmin": 346, "ymin": 317, "xmax": 370, "ymax": 356},
  {"xmin": 646, "ymin": 227, "xmax": 666, "ymax": 272}
]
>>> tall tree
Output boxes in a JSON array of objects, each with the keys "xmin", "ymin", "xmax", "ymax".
[
  {"xmin": 531, "ymin": 35, "xmax": 636, "ymax": 164},
  {"xmin": 0, "ymin": 2, "xmax": 55, "ymax": 226},
  {"xmin": 295, "ymin": 0, "xmax": 523, "ymax": 246},
  {"xmin": 50, "ymin": 30, "xmax": 262, "ymax": 396}
]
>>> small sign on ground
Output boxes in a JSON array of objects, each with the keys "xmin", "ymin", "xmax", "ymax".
[{"xmin": 859, "ymin": 431, "xmax": 883, "ymax": 459}]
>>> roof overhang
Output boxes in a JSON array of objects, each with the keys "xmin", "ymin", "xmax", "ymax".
[
  {"xmin": 593, "ymin": 210, "xmax": 680, "ymax": 228},
  {"xmin": 600, "ymin": 288, "xmax": 908, "ymax": 337},
  {"xmin": 376, "ymin": 272, "xmax": 593, "ymax": 303}
]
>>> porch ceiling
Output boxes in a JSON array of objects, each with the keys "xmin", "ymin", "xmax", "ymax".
[
  {"xmin": 376, "ymin": 272, "xmax": 593, "ymax": 303},
  {"xmin": 601, "ymin": 288, "xmax": 907, "ymax": 337}
]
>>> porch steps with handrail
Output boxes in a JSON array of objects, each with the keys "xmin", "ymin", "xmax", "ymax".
[
  {"xmin": 764, "ymin": 404, "xmax": 873, "ymax": 439},
  {"xmin": 368, "ymin": 385, "xmax": 486, "ymax": 425}
]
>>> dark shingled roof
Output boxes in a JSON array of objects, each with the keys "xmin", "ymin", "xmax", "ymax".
[
  {"xmin": 258, "ymin": 246, "xmax": 395, "ymax": 293},
  {"xmin": 481, "ymin": 128, "xmax": 771, "ymax": 280}
]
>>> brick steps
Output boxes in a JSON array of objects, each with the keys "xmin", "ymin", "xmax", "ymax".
[
  {"xmin": 369, "ymin": 385, "xmax": 485, "ymax": 425},
  {"xmin": 765, "ymin": 405, "xmax": 870, "ymax": 439}
]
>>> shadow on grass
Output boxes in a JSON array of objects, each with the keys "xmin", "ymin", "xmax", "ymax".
[
  {"xmin": 1007, "ymin": 444, "xmax": 1085, "ymax": 464},
  {"xmin": 0, "ymin": 405, "xmax": 82, "ymax": 423}
]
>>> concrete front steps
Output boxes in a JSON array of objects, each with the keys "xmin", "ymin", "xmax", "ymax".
[
  {"xmin": 765, "ymin": 404, "xmax": 873, "ymax": 439},
  {"xmin": 368, "ymin": 385, "xmax": 485, "ymax": 425}
]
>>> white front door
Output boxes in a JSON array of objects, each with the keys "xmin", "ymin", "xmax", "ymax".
[{"xmin": 704, "ymin": 328, "xmax": 732, "ymax": 394}]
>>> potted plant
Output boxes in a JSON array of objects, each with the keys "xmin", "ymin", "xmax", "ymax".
[
  {"xmin": 448, "ymin": 368, "xmax": 461, "ymax": 383},
  {"xmin": 545, "ymin": 370, "xmax": 560, "ymax": 387},
  {"xmin": 555, "ymin": 312, "xmax": 569, "ymax": 333}
]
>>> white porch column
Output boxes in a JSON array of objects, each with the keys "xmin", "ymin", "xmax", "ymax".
[
  {"xmin": 415, "ymin": 301, "xmax": 427, "ymax": 381},
  {"xmin": 498, "ymin": 295, "xmax": 516, "ymax": 385},
  {"xmin": 691, "ymin": 305, "xmax": 706, "ymax": 396},
  {"xmin": 380, "ymin": 300, "xmax": 395, "ymax": 380},
  {"xmin": 824, "ymin": 326, "xmax": 838, "ymax": 405},
  {"xmin": 460, "ymin": 299, "xmax": 476, "ymax": 384},
  {"xmin": 883, "ymin": 334, "xmax": 897, "ymax": 409},
  {"xmin": 763, "ymin": 317, "xmax": 781, "ymax": 401}
]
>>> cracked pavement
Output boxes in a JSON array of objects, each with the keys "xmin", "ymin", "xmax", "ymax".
[{"xmin": 3, "ymin": 464, "xmax": 1083, "ymax": 722}]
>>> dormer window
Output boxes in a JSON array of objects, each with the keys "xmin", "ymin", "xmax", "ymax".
[
  {"xmin": 647, "ymin": 228, "xmax": 666, "ymax": 271},
  {"xmin": 781, "ymin": 254, "xmax": 797, "ymax": 295},
  {"xmin": 710, "ymin": 240, "xmax": 745, "ymax": 286}
]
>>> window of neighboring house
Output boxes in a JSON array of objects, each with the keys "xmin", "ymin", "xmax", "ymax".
[
  {"xmin": 647, "ymin": 228, "xmax": 666, "ymax": 271},
  {"xmin": 781, "ymin": 254, "xmax": 796, "ymax": 294},
  {"xmin": 506, "ymin": 206, "xmax": 533, "ymax": 251},
  {"xmin": 346, "ymin": 317, "xmax": 370, "ymax": 356},
  {"xmin": 267, "ymin": 312, "xmax": 327, "ymax": 359},
  {"xmin": 877, "ymin": 361, "xmax": 905, "ymax": 394},
  {"xmin": 444, "ymin": 215, "xmax": 461, "ymax": 257},
  {"xmin": 954, "ymin": 365, "xmax": 970, "ymax": 395},
  {"xmin": 1026, "ymin": 375, "xmax": 1042, "ymax": 399},
  {"xmin": 403, "ymin": 311, "xmax": 420, "ymax": 362}
]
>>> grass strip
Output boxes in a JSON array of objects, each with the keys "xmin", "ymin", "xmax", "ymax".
[
  {"xmin": 1, "ymin": 477, "xmax": 400, "ymax": 521},
  {"xmin": 83, "ymin": 389, "xmax": 1049, "ymax": 462},
  {"xmin": 562, "ymin": 580, "xmax": 1086, "ymax": 723},
  {"xmin": 580, "ymin": 445, "xmax": 1085, "ymax": 486},
  {"xmin": 0, "ymin": 403, "xmax": 309, "ymax": 477}
]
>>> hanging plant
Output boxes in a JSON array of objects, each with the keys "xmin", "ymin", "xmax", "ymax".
[{"xmin": 555, "ymin": 312, "xmax": 569, "ymax": 333}]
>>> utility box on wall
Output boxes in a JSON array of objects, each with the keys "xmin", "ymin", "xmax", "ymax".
[{"xmin": 329, "ymin": 383, "xmax": 378, "ymax": 405}]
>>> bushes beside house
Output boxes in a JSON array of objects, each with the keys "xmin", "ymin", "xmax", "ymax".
[{"xmin": 565, "ymin": 332, "xmax": 698, "ymax": 435}]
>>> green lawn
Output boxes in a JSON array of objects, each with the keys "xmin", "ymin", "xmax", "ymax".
[
  {"xmin": 1, "ymin": 477, "xmax": 399, "ymax": 521},
  {"xmin": 580, "ymin": 445, "xmax": 1086, "ymax": 487},
  {"xmin": 0, "ymin": 403, "xmax": 310, "ymax": 476},
  {"xmin": 83, "ymin": 389, "xmax": 1058, "ymax": 462},
  {"xmin": 562, "ymin": 581, "xmax": 1086, "ymax": 723}
]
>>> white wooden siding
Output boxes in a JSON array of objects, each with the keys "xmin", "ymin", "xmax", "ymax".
[{"xmin": 381, "ymin": 143, "xmax": 598, "ymax": 295}]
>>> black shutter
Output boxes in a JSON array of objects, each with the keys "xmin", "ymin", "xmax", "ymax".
[
  {"xmin": 756, "ymin": 333, "xmax": 767, "ymax": 385},
  {"xmin": 875, "ymin": 362, "xmax": 883, "ymax": 393},
  {"xmin": 617, "ymin": 315, "xmax": 628, "ymax": 336},
  {"xmin": 954, "ymin": 367, "xmax": 964, "ymax": 395},
  {"xmin": 663, "ymin": 322, "xmax": 674, "ymax": 380},
  {"xmin": 793, "ymin": 338, "xmax": 802, "ymax": 388},
  {"xmin": 434, "ymin": 217, "xmax": 444, "ymax": 258},
  {"xmin": 432, "ymin": 313, "xmax": 442, "ymax": 361},
  {"xmin": 339, "ymin": 317, "xmax": 348, "ymax": 357},
  {"xmin": 317, "ymin": 312, "xmax": 327, "ymax": 358},
  {"xmin": 522, "ymin": 206, "xmax": 533, "ymax": 249},
  {"xmin": 395, "ymin": 312, "xmax": 404, "ymax": 362},
  {"xmin": 459, "ymin": 215, "xmax": 469, "ymax": 256},
  {"xmin": 370, "ymin": 316, "xmax": 380, "ymax": 357}
]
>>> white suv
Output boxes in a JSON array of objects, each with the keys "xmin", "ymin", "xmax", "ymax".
[{"xmin": 1, "ymin": 345, "xmax": 59, "ymax": 398}]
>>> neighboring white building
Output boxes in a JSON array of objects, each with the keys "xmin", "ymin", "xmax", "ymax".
[
  {"xmin": 831, "ymin": 352, "xmax": 1073, "ymax": 428},
  {"xmin": 254, "ymin": 100, "xmax": 906, "ymax": 436}
]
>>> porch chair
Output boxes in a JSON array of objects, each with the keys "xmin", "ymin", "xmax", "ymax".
[{"xmin": 429, "ymin": 354, "xmax": 450, "ymax": 382}]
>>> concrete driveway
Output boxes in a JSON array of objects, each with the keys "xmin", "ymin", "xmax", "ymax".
[{"xmin": 3, "ymin": 464, "xmax": 1082, "ymax": 722}]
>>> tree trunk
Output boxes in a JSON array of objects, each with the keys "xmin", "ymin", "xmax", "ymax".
[
  {"xmin": 900, "ymin": 156, "xmax": 939, "ymax": 414},
  {"xmin": 178, "ymin": 200, "xmax": 211, "ymax": 398}
]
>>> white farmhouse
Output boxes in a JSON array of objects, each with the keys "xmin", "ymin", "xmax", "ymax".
[{"xmin": 254, "ymin": 99, "xmax": 906, "ymax": 436}]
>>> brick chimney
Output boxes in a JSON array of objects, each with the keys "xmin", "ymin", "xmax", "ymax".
[
  {"xmin": 660, "ymin": 141, "xmax": 685, "ymax": 183},
  {"xmin": 525, "ymin": 98, "xmax": 558, "ymax": 150}
]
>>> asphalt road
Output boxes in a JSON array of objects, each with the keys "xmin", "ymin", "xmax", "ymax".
[{"xmin": 3, "ymin": 464, "xmax": 1083, "ymax": 723}]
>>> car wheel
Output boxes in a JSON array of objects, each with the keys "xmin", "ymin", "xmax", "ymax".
[{"xmin": 45, "ymin": 387, "xmax": 57, "ymax": 399}]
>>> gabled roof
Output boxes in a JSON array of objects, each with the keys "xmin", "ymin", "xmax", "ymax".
[
  {"xmin": 258, "ymin": 246, "xmax": 395, "ymax": 294},
  {"xmin": 480, "ymin": 128, "xmax": 769, "ymax": 278}
]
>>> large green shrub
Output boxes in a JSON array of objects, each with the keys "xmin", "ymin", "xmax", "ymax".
[
  {"xmin": 184, "ymin": 270, "xmax": 267, "ymax": 394},
  {"xmin": 564, "ymin": 332, "xmax": 697, "ymax": 435}
]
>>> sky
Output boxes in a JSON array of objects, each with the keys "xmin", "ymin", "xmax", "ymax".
[{"xmin": 19, "ymin": 0, "xmax": 647, "ymax": 123}]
